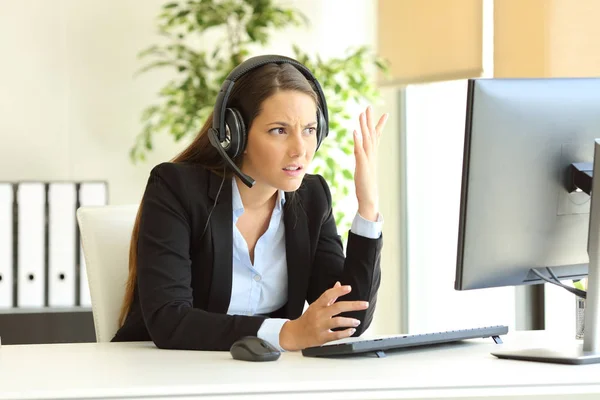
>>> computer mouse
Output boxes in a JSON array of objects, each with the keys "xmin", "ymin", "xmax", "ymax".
[{"xmin": 229, "ymin": 336, "xmax": 281, "ymax": 362}]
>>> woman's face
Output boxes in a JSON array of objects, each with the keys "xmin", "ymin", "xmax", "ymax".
[{"xmin": 241, "ymin": 90, "xmax": 319, "ymax": 192}]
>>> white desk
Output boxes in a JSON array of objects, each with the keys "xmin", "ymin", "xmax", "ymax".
[{"xmin": 1, "ymin": 331, "xmax": 599, "ymax": 400}]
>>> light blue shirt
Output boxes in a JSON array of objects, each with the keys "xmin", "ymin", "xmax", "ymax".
[{"xmin": 226, "ymin": 179, "xmax": 383, "ymax": 351}]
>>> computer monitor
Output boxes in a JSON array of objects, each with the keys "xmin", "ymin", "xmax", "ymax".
[{"xmin": 455, "ymin": 77, "xmax": 600, "ymax": 364}]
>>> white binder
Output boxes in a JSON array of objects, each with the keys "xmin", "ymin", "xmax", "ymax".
[
  {"xmin": 17, "ymin": 182, "xmax": 46, "ymax": 308},
  {"xmin": 48, "ymin": 183, "xmax": 77, "ymax": 307},
  {"xmin": 78, "ymin": 182, "xmax": 107, "ymax": 307},
  {"xmin": 0, "ymin": 184, "xmax": 13, "ymax": 308}
]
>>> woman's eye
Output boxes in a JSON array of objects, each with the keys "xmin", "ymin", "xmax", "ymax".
[
  {"xmin": 269, "ymin": 127, "xmax": 316, "ymax": 135},
  {"xmin": 269, "ymin": 127, "xmax": 286, "ymax": 135}
]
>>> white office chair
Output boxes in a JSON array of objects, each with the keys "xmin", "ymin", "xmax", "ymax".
[{"xmin": 77, "ymin": 204, "xmax": 139, "ymax": 342}]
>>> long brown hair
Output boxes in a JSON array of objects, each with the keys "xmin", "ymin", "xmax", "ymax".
[{"xmin": 118, "ymin": 62, "xmax": 320, "ymax": 326}]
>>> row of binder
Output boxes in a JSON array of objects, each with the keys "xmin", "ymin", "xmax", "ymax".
[{"xmin": 0, "ymin": 181, "xmax": 107, "ymax": 309}]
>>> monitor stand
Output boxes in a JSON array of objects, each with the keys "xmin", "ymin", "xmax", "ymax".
[{"xmin": 491, "ymin": 139, "xmax": 600, "ymax": 365}]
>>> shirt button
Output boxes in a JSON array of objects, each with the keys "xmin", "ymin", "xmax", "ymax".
[{"xmin": 253, "ymin": 274, "xmax": 261, "ymax": 282}]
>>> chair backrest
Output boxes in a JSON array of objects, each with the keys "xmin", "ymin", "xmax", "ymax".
[{"xmin": 77, "ymin": 204, "xmax": 138, "ymax": 342}]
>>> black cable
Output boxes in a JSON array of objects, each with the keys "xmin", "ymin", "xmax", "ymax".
[
  {"xmin": 200, "ymin": 167, "xmax": 226, "ymax": 241},
  {"xmin": 531, "ymin": 268, "xmax": 587, "ymax": 299}
]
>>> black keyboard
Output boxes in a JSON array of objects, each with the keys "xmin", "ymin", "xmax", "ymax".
[{"xmin": 302, "ymin": 325, "xmax": 509, "ymax": 358}]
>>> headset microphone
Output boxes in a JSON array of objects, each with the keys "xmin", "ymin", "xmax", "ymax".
[{"xmin": 208, "ymin": 127, "xmax": 255, "ymax": 188}]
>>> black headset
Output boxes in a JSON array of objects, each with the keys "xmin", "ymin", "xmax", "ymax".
[{"xmin": 208, "ymin": 55, "xmax": 329, "ymax": 188}]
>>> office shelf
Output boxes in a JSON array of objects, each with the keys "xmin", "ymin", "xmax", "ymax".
[
  {"xmin": 0, "ymin": 306, "xmax": 92, "ymax": 314},
  {"xmin": 0, "ymin": 308, "xmax": 95, "ymax": 345}
]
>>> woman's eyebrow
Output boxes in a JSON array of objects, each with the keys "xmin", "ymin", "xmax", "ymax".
[{"xmin": 267, "ymin": 121, "xmax": 317, "ymax": 127}]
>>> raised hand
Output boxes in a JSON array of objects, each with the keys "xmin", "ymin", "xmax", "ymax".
[
  {"xmin": 353, "ymin": 105, "xmax": 389, "ymax": 221},
  {"xmin": 279, "ymin": 281, "xmax": 369, "ymax": 351}
]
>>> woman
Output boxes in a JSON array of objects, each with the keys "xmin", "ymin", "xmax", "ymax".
[{"xmin": 112, "ymin": 55, "xmax": 388, "ymax": 352}]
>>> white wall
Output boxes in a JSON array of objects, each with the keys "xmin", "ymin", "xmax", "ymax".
[
  {"xmin": 0, "ymin": 0, "xmax": 181, "ymax": 204},
  {"xmin": 1, "ymin": 0, "xmax": 406, "ymax": 334},
  {"xmin": 371, "ymin": 87, "xmax": 404, "ymax": 335},
  {"xmin": 0, "ymin": 0, "xmax": 377, "ymax": 205}
]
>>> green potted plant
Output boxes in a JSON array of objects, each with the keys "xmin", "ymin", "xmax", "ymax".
[{"xmin": 130, "ymin": 0, "xmax": 389, "ymax": 235}]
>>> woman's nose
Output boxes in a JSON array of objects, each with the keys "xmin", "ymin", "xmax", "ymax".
[{"xmin": 288, "ymin": 131, "xmax": 306, "ymax": 158}]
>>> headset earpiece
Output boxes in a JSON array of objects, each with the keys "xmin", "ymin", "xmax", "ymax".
[
  {"xmin": 316, "ymin": 106, "xmax": 326, "ymax": 150},
  {"xmin": 224, "ymin": 108, "xmax": 246, "ymax": 159}
]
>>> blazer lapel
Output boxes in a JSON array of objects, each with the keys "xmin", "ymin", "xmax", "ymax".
[
  {"xmin": 283, "ymin": 193, "xmax": 311, "ymax": 318},
  {"xmin": 206, "ymin": 172, "xmax": 233, "ymax": 314}
]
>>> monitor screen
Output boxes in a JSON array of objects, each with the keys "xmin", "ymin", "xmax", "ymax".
[{"xmin": 455, "ymin": 77, "xmax": 600, "ymax": 291}]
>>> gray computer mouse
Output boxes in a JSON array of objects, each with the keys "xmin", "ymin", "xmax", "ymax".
[{"xmin": 229, "ymin": 336, "xmax": 281, "ymax": 362}]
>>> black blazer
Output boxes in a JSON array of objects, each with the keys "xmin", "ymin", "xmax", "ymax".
[{"xmin": 112, "ymin": 162, "xmax": 382, "ymax": 351}]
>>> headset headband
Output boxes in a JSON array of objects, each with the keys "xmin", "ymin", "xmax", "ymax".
[{"xmin": 211, "ymin": 55, "xmax": 329, "ymax": 143}]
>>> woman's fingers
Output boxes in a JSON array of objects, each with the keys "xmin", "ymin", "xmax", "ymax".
[
  {"xmin": 326, "ymin": 300, "xmax": 369, "ymax": 317},
  {"xmin": 317, "ymin": 282, "xmax": 351, "ymax": 308},
  {"xmin": 359, "ymin": 112, "xmax": 371, "ymax": 153},
  {"xmin": 326, "ymin": 327, "xmax": 357, "ymax": 341},
  {"xmin": 375, "ymin": 113, "xmax": 389, "ymax": 138},
  {"xmin": 328, "ymin": 316, "xmax": 361, "ymax": 330},
  {"xmin": 366, "ymin": 105, "xmax": 375, "ymax": 135}
]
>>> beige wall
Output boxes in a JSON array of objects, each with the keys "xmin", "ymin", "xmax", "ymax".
[
  {"xmin": 494, "ymin": 0, "xmax": 549, "ymax": 77},
  {"xmin": 548, "ymin": 0, "xmax": 600, "ymax": 76},
  {"xmin": 495, "ymin": 0, "xmax": 600, "ymax": 77},
  {"xmin": 378, "ymin": 0, "xmax": 483, "ymax": 85}
]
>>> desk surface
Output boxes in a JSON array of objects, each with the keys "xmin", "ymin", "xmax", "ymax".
[{"xmin": 1, "ymin": 331, "xmax": 600, "ymax": 400}]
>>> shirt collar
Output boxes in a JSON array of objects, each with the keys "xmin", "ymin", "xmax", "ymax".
[{"xmin": 231, "ymin": 178, "xmax": 286, "ymax": 222}]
